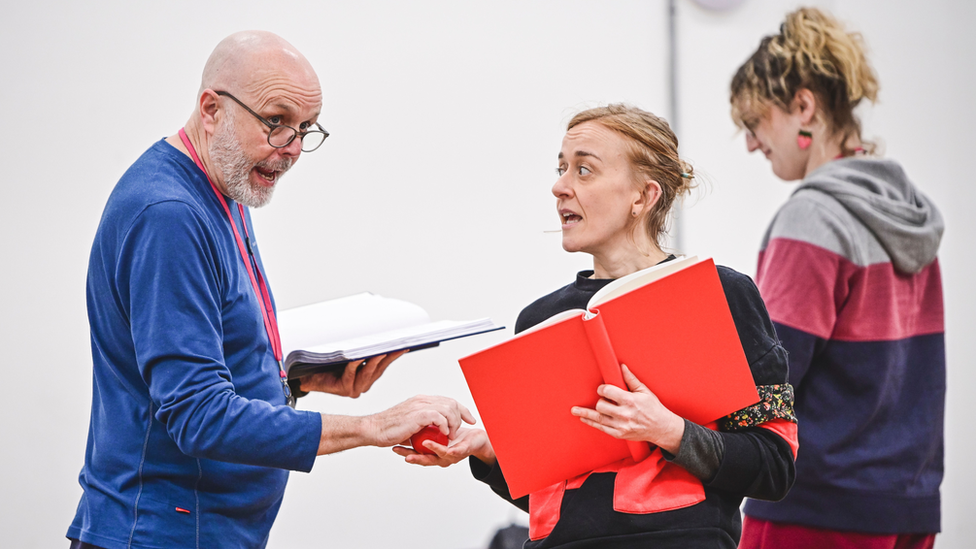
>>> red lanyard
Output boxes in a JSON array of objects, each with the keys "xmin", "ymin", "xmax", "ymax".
[{"xmin": 178, "ymin": 129, "xmax": 294, "ymax": 405}]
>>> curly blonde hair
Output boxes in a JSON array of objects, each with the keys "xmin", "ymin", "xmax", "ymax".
[
  {"xmin": 730, "ymin": 7, "xmax": 879, "ymax": 155},
  {"xmin": 568, "ymin": 104, "xmax": 696, "ymax": 248}
]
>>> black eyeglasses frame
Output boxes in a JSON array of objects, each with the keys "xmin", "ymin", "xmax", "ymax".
[{"xmin": 213, "ymin": 90, "xmax": 329, "ymax": 153}]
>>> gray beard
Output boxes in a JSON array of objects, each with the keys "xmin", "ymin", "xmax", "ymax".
[{"xmin": 209, "ymin": 116, "xmax": 293, "ymax": 208}]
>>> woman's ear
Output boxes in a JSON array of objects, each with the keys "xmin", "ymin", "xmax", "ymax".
[
  {"xmin": 634, "ymin": 179, "xmax": 663, "ymax": 215},
  {"xmin": 792, "ymin": 88, "xmax": 818, "ymax": 126}
]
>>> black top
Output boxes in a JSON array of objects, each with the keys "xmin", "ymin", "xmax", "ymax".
[{"xmin": 470, "ymin": 264, "xmax": 796, "ymax": 549}]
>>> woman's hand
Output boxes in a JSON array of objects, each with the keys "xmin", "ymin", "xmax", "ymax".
[
  {"xmin": 299, "ymin": 350, "xmax": 407, "ymax": 398},
  {"xmin": 571, "ymin": 364, "xmax": 685, "ymax": 455},
  {"xmin": 392, "ymin": 427, "xmax": 496, "ymax": 468}
]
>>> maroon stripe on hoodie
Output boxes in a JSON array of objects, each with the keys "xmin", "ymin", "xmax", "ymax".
[{"xmin": 758, "ymin": 238, "xmax": 944, "ymax": 342}]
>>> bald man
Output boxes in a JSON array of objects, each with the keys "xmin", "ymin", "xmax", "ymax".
[{"xmin": 67, "ymin": 31, "xmax": 473, "ymax": 549}]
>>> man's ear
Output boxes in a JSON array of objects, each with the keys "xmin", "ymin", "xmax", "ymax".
[
  {"xmin": 199, "ymin": 90, "xmax": 220, "ymax": 134},
  {"xmin": 635, "ymin": 179, "xmax": 663, "ymax": 214},
  {"xmin": 792, "ymin": 88, "xmax": 818, "ymax": 126}
]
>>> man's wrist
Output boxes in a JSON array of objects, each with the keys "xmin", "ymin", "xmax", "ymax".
[{"xmin": 317, "ymin": 414, "xmax": 370, "ymax": 455}]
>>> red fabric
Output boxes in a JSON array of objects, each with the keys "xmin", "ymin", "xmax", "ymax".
[
  {"xmin": 528, "ymin": 481, "xmax": 565, "ymax": 541},
  {"xmin": 832, "ymin": 259, "xmax": 943, "ymax": 341},
  {"xmin": 757, "ymin": 418, "xmax": 799, "ymax": 458},
  {"xmin": 527, "ymin": 447, "xmax": 707, "ymax": 539},
  {"xmin": 527, "ymin": 415, "xmax": 800, "ymax": 540},
  {"xmin": 611, "ymin": 451, "xmax": 704, "ymax": 514},
  {"xmin": 758, "ymin": 239, "xmax": 944, "ymax": 342},
  {"xmin": 740, "ymin": 516, "xmax": 936, "ymax": 549},
  {"xmin": 757, "ymin": 240, "xmax": 847, "ymax": 339},
  {"xmin": 524, "ymin": 388, "xmax": 798, "ymax": 540}
]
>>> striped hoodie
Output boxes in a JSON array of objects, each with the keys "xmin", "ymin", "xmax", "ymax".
[{"xmin": 742, "ymin": 157, "xmax": 945, "ymax": 534}]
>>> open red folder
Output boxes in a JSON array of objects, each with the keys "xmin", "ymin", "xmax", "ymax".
[{"xmin": 458, "ymin": 257, "xmax": 760, "ymax": 499}]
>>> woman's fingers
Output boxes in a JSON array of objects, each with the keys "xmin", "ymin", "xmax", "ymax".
[{"xmin": 620, "ymin": 364, "xmax": 648, "ymax": 393}]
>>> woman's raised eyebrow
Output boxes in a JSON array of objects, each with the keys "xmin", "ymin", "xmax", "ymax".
[{"xmin": 557, "ymin": 150, "xmax": 602, "ymax": 161}]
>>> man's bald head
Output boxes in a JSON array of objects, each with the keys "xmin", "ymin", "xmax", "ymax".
[
  {"xmin": 199, "ymin": 30, "xmax": 320, "ymax": 105},
  {"xmin": 171, "ymin": 30, "xmax": 324, "ymax": 208}
]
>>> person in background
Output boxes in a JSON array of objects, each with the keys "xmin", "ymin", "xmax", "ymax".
[
  {"xmin": 396, "ymin": 104, "xmax": 798, "ymax": 548},
  {"xmin": 729, "ymin": 7, "xmax": 945, "ymax": 549},
  {"xmin": 67, "ymin": 30, "xmax": 473, "ymax": 549}
]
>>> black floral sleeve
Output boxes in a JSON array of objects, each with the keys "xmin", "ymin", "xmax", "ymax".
[{"xmin": 720, "ymin": 384, "xmax": 797, "ymax": 431}]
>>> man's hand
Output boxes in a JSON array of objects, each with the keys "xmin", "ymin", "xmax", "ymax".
[
  {"xmin": 570, "ymin": 364, "xmax": 685, "ymax": 454},
  {"xmin": 299, "ymin": 350, "xmax": 407, "ymax": 398},
  {"xmin": 365, "ymin": 395, "xmax": 476, "ymax": 448},
  {"xmin": 392, "ymin": 427, "xmax": 496, "ymax": 468},
  {"xmin": 317, "ymin": 394, "xmax": 476, "ymax": 455}
]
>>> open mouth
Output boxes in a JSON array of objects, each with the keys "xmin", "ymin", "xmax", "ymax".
[
  {"xmin": 255, "ymin": 166, "xmax": 277, "ymax": 185},
  {"xmin": 561, "ymin": 211, "xmax": 582, "ymax": 226}
]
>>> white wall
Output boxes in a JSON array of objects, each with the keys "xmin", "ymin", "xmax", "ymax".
[{"xmin": 1, "ymin": 1, "xmax": 972, "ymax": 547}]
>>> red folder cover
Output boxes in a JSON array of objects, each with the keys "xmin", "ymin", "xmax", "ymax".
[{"xmin": 458, "ymin": 257, "xmax": 759, "ymax": 499}]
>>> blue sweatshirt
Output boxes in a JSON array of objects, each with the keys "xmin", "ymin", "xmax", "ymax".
[{"xmin": 68, "ymin": 140, "xmax": 322, "ymax": 549}]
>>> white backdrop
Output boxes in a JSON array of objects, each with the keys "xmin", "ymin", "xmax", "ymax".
[{"xmin": 1, "ymin": 1, "xmax": 973, "ymax": 548}]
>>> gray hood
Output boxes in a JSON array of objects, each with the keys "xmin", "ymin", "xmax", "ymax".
[{"xmin": 798, "ymin": 158, "xmax": 943, "ymax": 274}]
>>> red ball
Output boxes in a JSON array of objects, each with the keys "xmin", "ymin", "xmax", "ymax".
[{"xmin": 410, "ymin": 425, "xmax": 448, "ymax": 455}]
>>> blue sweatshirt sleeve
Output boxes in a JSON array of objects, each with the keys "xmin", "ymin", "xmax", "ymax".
[{"xmin": 119, "ymin": 201, "xmax": 321, "ymax": 472}]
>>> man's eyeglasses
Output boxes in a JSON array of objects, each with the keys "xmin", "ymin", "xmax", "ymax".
[{"xmin": 214, "ymin": 90, "xmax": 329, "ymax": 153}]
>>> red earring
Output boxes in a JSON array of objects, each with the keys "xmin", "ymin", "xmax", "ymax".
[{"xmin": 797, "ymin": 129, "xmax": 813, "ymax": 150}]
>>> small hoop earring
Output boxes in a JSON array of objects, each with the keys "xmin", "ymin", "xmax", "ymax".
[{"xmin": 797, "ymin": 129, "xmax": 813, "ymax": 150}]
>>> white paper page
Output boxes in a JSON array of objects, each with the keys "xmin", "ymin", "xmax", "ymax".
[
  {"xmin": 517, "ymin": 308, "xmax": 585, "ymax": 336},
  {"xmin": 299, "ymin": 318, "xmax": 498, "ymax": 358},
  {"xmin": 278, "ymin": 293, "xmax": 431, "ymax": 356},
  {"xmin": 588, "ymin": 255, "xmax": 701, "ymax": 309}
]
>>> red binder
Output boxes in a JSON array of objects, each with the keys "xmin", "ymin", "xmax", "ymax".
[{"xmin": 458, "ymin": 257, "xmax": 759, "ymax": 499}]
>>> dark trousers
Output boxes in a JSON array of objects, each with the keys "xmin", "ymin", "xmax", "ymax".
[{"xmin": 69, "ymin": 539, "xmax": 107, "ymax": 549}]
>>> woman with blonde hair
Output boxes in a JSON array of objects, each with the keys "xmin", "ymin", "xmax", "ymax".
[
  {"xmin": 730, "ymin": 8, "xmax": 945, "ymax": 549},
  {"xmin": 396, "ymin": 104, "xmax": 798, "ymax": 548}
]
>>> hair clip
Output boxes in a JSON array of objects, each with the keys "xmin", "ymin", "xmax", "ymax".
[{"xmin": 680, "ymin": 172, "xmax": 692, "ymax": 179}]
